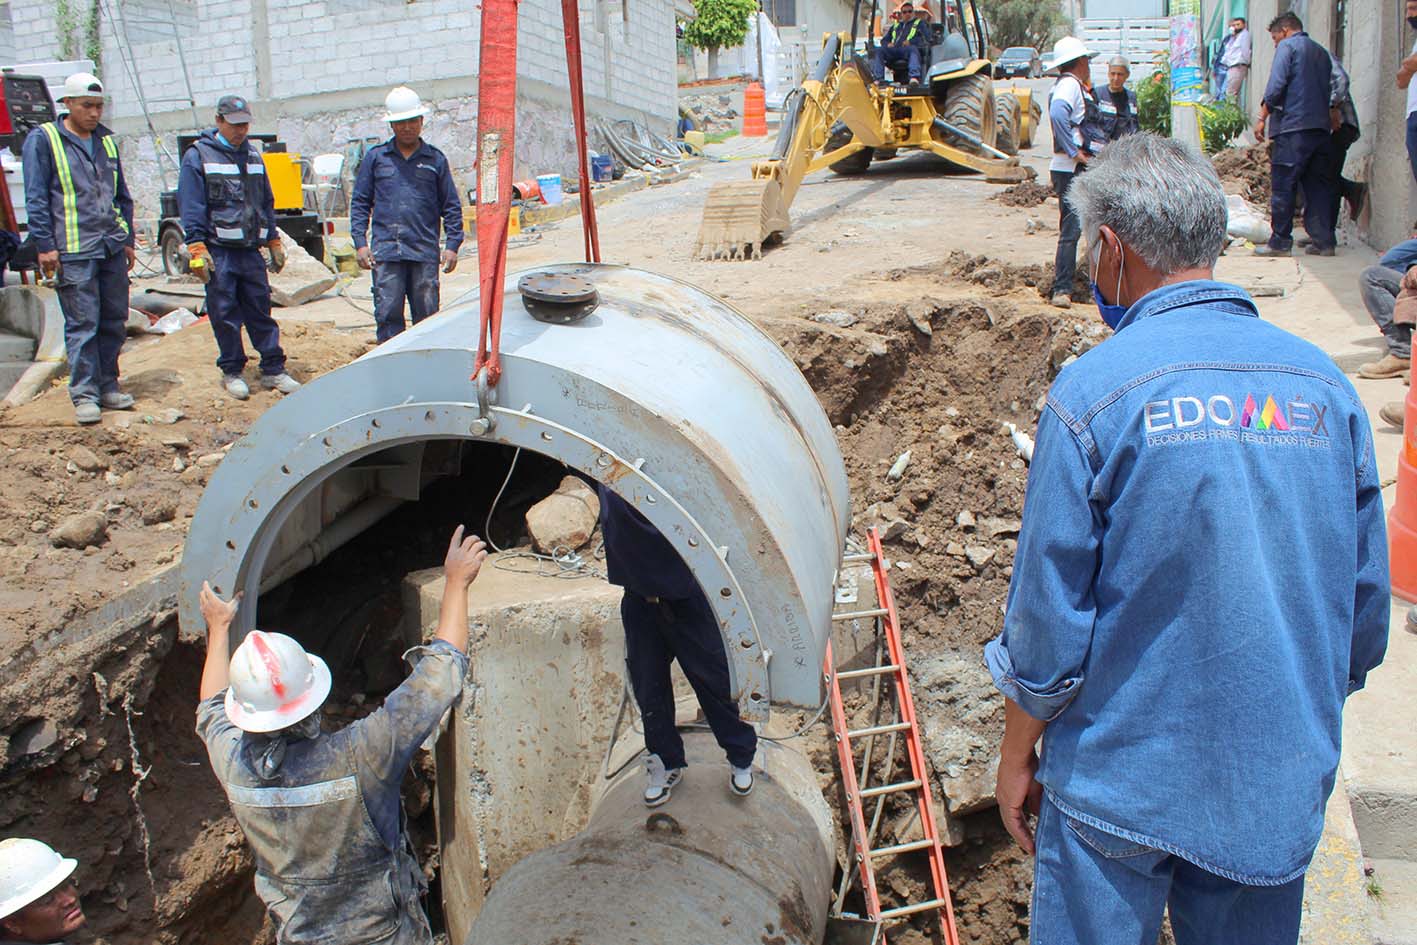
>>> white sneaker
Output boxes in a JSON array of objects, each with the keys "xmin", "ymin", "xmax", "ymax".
[
  {"xmin": 643, "ymin": 753, "xmax": 683, "ymax": 808},
  {"xmin": 74, "ymin": 401, "xmax": 101, "ymax": 425},
  {"xmin": 730, "ymin": 764, "xmax": 754, "ymax": 797},
  {"xmin": 261, "ymin": 372, "xmax": 301, "ymax": 394},
  {"xmin": 99, "ymin": 391, "xmax": 134, "ymax": 410},
  {"xmin": 222, "ymin": 374, "xmax": 250, "ymax": 400}
]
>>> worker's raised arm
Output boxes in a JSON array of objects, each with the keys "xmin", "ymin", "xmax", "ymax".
[
  {"xmin": 197, "ymin": 582, "xmax": 241, "ymax": 699},
  {"xmin": 436, "ymin": 525, "xmax": 488, "ymax": 653}
]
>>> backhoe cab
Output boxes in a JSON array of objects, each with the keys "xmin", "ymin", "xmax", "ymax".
[{"xmin": 695, "ymin": 0, "xmax": 1039, "ymax": 260}]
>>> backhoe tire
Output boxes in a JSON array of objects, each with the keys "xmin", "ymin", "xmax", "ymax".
[
  {"xmin": 1019, "ymin": 96, "xmax": 1043, "ymax": 149},
  {"xmin": 995, "ymin": 92, "xmax": 1021, "ymax": 156},
  {"xmin": 942, "ymin": 72, "xmax": 997, "ymax": 152},
  {"xmin": 825, "ymin": 121, "xmax": 873, "ymax": 176}
]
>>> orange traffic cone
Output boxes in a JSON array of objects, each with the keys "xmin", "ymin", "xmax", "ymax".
[
  {"xmin": 1389, "ymin": 360, "xmax": 1417, "ymax": 601},
  {"xmin": 742, "ymin": 82, "xmax": 767, "ymax": 137}
]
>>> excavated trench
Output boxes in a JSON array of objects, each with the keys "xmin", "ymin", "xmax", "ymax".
[{"xmin": 3, "ymin": 267, "xmax": 1101, "ymax": 945}]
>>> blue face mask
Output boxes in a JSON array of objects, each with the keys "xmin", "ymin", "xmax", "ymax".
[{"xmin": 1090, "ymin": 239, "xmax": 1128, "ymax": 330}]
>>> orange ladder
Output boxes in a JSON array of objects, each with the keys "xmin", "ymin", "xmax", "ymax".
[{"xmin": 825, "ymin": 527, "xmax": 960, "ymax": 945}]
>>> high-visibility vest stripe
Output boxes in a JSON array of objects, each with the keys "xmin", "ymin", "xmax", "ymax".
[
  {"xmin": 40, "ymin": 123, "xmax": 128, "ymax": 251},
  {"xmin": 40, "ymin": 123, "xmax": 80, "ymax": 253}
]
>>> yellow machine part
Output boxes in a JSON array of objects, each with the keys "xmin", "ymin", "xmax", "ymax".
[
  {"xmin": 1000, "ymin": 84, "xmax": 1038, "ymax": 148},
  {"xmin": 262, "ymin": 152, "xmax": 305, "ymax": 211}
]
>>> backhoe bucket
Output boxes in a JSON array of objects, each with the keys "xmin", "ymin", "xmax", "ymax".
[{"xmin": 694, "ymin": 178, "xmax": 790, "ymax": 261}]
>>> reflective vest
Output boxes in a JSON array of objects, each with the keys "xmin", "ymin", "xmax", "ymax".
[
  {"xmin": 38, "ymin": 122, "xmax": 129, "ymax": 254},
  {"xmin": 190, "ymin": 136, "xmax": 273, "ymax": 248}
]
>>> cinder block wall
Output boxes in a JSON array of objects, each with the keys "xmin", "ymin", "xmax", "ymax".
[{"xmin": 7, "ymin": 0, "xmax": 678, "ymax": 215}]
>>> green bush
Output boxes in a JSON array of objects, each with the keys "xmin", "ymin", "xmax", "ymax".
[
  {"xmin": 1133, "ymin": 58, "xmax": 1246, "ymax": 152},
  {"xmin": 1198, "ymin": 100, "xmax": 1247, "ymax": 153}
]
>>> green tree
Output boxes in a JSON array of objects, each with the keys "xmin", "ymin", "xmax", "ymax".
[
  {"xmin": 978, "ymin": 0, "xmax": 1069, "ymax": 53},
  {"xmin": 684, "ymin": 0, "xmax": 757, "ymax": 78}
]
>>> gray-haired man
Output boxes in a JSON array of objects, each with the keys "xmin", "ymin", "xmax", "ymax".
[{"xmin": 988, "ymin": 133, "xmax": 1387, "ymax": 944}]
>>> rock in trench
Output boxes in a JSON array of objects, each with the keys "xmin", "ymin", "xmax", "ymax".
[
  {"xmin": 50, "ymin": 511, "xmax": 108, "ymax": 549},
  {"xmin": 525, "ymin": 476, "xmax": 601, "ymax": 554}
]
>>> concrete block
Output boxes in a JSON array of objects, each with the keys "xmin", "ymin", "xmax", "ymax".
[
  {"xmin": 0, "ymin": 361, "xmax": 31, "ymax": 397},
  {"xmin": 408, "ymin": 562, "xmax": 628, "ymax": 942}
]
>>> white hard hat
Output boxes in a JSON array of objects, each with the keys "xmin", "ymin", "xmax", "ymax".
[
  {"xmin": 224, "ymin": 631, "xmax": 331, "ymax": 734},
  {"xmin": 1051, "ymin": 36, "xmax": 1096, "ymax": 70},
  {"xmin": 383, "ymin": 86, "xmax": 429, "ymax": 123},
  {"xmin": 59, "ymin": 72, "xmax": 105, "ymax": 101},
  {"xmin": 0, "ymin": 838, "xmax": 77, "ymax": 921}
]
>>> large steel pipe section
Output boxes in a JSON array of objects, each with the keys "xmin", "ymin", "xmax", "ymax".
[
  {"xmin": 178, "ymin": 264, "xmax": 849, "ymax": 714},
  {"xmin": 464, "ymin": 732, "xmax": 835, "ymax": 945}
]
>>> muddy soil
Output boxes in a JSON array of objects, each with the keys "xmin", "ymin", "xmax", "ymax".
[
  {"xmin": 993, "ymin": 180, "xmax": 1054, "ymax": 208},
  {"xmin": 1212, "ymin": 141, "xmax": 1271, "ymax": 206}
]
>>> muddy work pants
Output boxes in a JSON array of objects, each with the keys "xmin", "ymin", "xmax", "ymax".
[
  {"xmin": 372, "ymin": 260, "xmax": 440, "ymax": 343},
  {"xmin": 622, "ymin": 590, "xmax": 758, "ymax": 771},
  {"xmin": 206, "ymin": 244, "xmax": 286, "ymax": 377}
]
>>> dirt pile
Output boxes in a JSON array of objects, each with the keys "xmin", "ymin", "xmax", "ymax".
[
  {"xmin": 0, "ymin": 318, "xmax": 370, "ymax": 944},
  {"xmin": 768, "ymin": 260, "xmax": 1106, "ymax": 943},
  {"xmin": 993, "ymin": 180, "xmax": 1053, "ymax": 208},
  {"xmin": 1212, "ymin": 141, "xmax": 1271, "ymax": 205}
]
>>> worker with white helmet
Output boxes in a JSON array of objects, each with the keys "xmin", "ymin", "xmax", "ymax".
[
  {"xmin": 20, "ymin": 72, "xmax": 136, "ymax": 426},
  {"xmin": 1045, "ymin": 36, "xmax": 1099, "ymax": 310},
  {"xmin": 0, "ymin": 838, "xmax": 85, "ymax": 943},
  {"xmin": 349, "ymin": 86, "xmax": 464, "ymax": 343},
  {"xmin": 195, "ymin": 526, "xmax": 487, "ymax": 944}
]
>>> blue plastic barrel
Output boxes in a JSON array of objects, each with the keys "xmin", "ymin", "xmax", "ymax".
[{"xmin": 591, "ymin": 154, "xmax": 613, "ymax": 182}]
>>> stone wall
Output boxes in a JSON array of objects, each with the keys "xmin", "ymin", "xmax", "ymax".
[{"xmin": 7, "ymin": 0, "xmax": 678, "ymax": 216}]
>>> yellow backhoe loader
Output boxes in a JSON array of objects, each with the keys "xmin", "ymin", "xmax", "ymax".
[{"xmin": 695, "ymin": 0, "xmax": 1039, "ymax": 260}]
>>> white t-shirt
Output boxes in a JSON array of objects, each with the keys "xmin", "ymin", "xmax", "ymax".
[
  {"xmin": 1049, "ymin": 74, "xmax": 1086, "ymax": 174},
  {"xmin": 1408, "ymin": 39, "xmax": 1417, "ymax": 116}
]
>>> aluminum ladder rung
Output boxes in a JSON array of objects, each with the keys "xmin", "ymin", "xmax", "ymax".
[
  {"xmin": 847, "ymin": 721, "xmax": 911, "ymax": 739},
  {"xmin": 833, "ymin": 607, "xmax": 888, "ymax": 622},
  {"xmin": 869, "ymin": 838, "xmax": 935, "ymax": 858},
  {"xmin": 879, "ymin": 898, "xmax": 949, "ymax": 921},
  {"xmin": 836, "ymin": 664, "xmax": 900, "ymax": 680},
  {"xmin": 858, "ymin": 778, "xmax": 922, "ymax": 799}
]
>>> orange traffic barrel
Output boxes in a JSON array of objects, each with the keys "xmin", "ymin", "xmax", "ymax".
[
  {"xmin": 743, "ymin": 82, "xmax": 767, "ymax": 137},
  {"xmin": 1390, "ymin": 361, "xmax": 1417, "ymax": 601}
]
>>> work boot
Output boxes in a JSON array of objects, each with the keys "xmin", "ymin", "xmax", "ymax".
[
  {"xmin": 1379, "ymin": 401, "xmax": 1405, "ymax": 429},
  {"xmin": 1050, "ymin": 292, "xmax": 1071, "ymax": 309},
  {"xmin": 99, "ymin": 390, "xmax": 135, "ymax": 410},
  {"xmin": 643, "ymin": 754, "xmax": 683, "ymax": 808},
  {"xmin": 1358, "ymin": 354, "xmax": 1410, "ymax": 380},
  {"xmin": 261, "ymin": 372, "xmax": 301, "ymax": 395},
  {"xmin": 730, "ymin": 764, "xmax": 754, "ymax": 797},
  {"xmin": 74, "ymin": 401, "xmax": 101, "ymax": 425},
  {"xmin": 223, "ymin": 374, "xmax": 250, "ymax": 400},
  {"xmin": 1254, "ymin": 243, "xmax": 1292, "ymax": 257},
  {"xmin": 1304, "ymin": 244, "xmax": 1336, "ymax": 257}
]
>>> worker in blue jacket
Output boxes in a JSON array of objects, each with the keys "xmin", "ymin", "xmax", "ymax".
[
  {"xmin": 178, "ymin": 95, "xmax": 300, "ymax": 401},
  {"xmin": 872, "ymin": 2, "xmax": 927, "ymax": 84},
  {"xmin": 596, "ymin": 486, "xmax": 758, "ymax": 807},
  {"xmin": 350, "ymin": 86, "xmax": 463, "ymax": 343},
  {"xmin": 21, "ymin": 72, "xmax": 136, "ymax": 425},
  {"xmin": 989, "ymin": 134, "xmax": 1387, "ymax": 945},
  {"xmin": 1253, "ymin": 12, "xmax": 1336, "ymax": 256}
]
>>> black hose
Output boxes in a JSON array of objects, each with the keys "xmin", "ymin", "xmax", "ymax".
[{"xmin": 770, "ymin": 88, "xmax": 805, "ymax": 161}]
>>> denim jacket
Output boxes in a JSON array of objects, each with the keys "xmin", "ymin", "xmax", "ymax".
[
  {"xmin": 986, "ymin": 280, "xmax": 1389, "ymax": 883},
  {"xmin": 349, "ymin": 139, "xmax": 463, "ymax": 263}
]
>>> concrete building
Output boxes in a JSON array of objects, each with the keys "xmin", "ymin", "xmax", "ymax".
[
  {"xmin": 1244, "ymin": 0, "xmax": 1413, "ymax": 251},
  {"xmin": 2, "ymin": 0, "xmax": 679, "ymax": 216}
]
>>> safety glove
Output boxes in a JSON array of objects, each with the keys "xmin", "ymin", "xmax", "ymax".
[
  {"xmin": 186, "ymin": 242, "xmax": 211, "ymax": 284},
  {"xmin": 266, "ymin": 239, "xmax": 287, "ymax": 274}
]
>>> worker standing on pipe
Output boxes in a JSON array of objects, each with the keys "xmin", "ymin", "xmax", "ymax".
[
  {"xmin": 985, "ymin": 134, "xmax": 1388, "ymax": 945},
  {"xmin": 0, "ymin": 839, "xmax": 87, "ymax": 943},
  {"xmin": 598, "ymin": 488, "xmax": 758, "ymax": 806},
  {"xmin": 194, "ymin": 526, "xmax": 487, "ymax": 944},
  {"xmin": 21, "ymin": 73, "xmax": 136, "ymax": 426},
  {"xmin": 350, "ymin": 87, "xmax": 464, "ymax": 343},
  {"xmin": 178, "ymin": 95, "xmax": 301, "ymax": 402}
]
